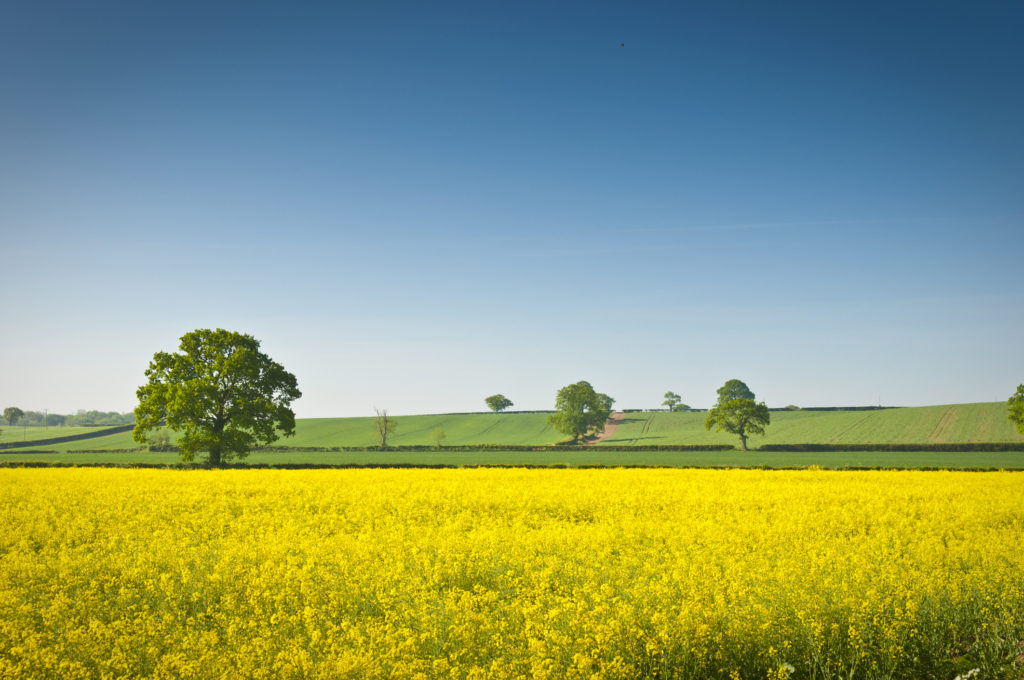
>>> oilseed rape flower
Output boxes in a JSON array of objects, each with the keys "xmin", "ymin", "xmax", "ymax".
[{"xmin": 0, "ymin": 468, "xmax": 1022, "ymax": 679}]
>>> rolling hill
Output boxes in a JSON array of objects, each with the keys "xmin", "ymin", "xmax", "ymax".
[
  {"xmin": 3, "ymin": 403, "xmax": 1021, "ymax": 452},
  {"xmin": 602, "ymin": 403, "xmax": 1024, "ymax": 446}
]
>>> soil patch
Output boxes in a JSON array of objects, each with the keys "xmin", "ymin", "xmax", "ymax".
[{"xmin": 586, "ymin": 412, "xmax": 625, "ymax": 445}]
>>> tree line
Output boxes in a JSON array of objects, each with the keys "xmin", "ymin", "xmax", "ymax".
[
  {"xmin": 2, "ymin": 407, "xmax": 135, "ymax": 428},
  {"xmin": 78, "ymin": 327, "xmax": 1024, "ymax": 465}
]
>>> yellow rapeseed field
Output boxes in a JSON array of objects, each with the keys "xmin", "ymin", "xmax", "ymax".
[{"xmin": 0, "ymin": 469, "xmax": 1022, "ymax": 679}]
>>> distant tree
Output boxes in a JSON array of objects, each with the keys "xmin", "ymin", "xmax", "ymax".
[
  {"xmin": 375, "ymin": 408, "xmax": 397, "ymax": 447},
  {"xmin": 23, "ymin": 411, "xmax": 44, "ymax": 426},
  {"xmin": 133, "ymin": 329, "xmax": 301, "ymax": 465},
  {"xmin": 662, "ymin": 391, "xmax": 691, "ymax": 412},
  {"xmin": 485, "ymin": 394, "xmax": 514, "ymax": 413},
  {"xmin": 430, "ymin": 427, "xmax": 447, "ymax": 448},
  {"xmin": 1008, "ymin": 385, "xmax": 1024, "ymax": 434},
  {"xmin": 548, "ymin": 381, "xmax": 614, "ymax": 444},
  {"xmin": 704, "ymin": 379, "xmax": 770, "ymax": 451},
  {"xmin": 783, "ymin": 404, "xmax": 800, "ymax": 411},
  {"xmin": 45, "ymin": 413, "xmax": 66, "ymax": 427},
  {"xmin": 3, "ymin": 407, "xmax": 24, "ymax": 426},
  {"xmin": 148, "ymin": 429, "xmax": 174, "ymax": 452}
]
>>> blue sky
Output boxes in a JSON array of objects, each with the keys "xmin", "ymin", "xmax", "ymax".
[{"xmin": 2, "ymin": 1, "xmax": 1022, "ymax": 417}]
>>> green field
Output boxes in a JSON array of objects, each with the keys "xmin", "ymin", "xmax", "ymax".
[
  {"xmin": 0, "ymin": 425, "xmax": 111, "ymax": 444},
  {"xmin": 4, "ymin": 402, "xmax": 1021, "ymax": 453},
  {"xmin": 604, "ymin": 402, "xmax": 1024, "ymax": 446},
  {"xmin": 2, "ymin": 448, "xmax": 1024, "ymax": 469},
  {"xmin": 1, "ymin": 412, "xmax": 563, "ymax": 451}
]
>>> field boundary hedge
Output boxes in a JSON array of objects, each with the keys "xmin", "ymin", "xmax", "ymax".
[
  {"xmin": 758, "ymin": 442, "xmax": 1024, "ymax": 452},
  {"xmin": 252, "ymin": 444, "xmax": 737, "ymax": 452},
  {"xmin": 1, "ymin": 461, "xmax": 1021, "ymax": 472},
  {"xmin": 0, "ymin": 425, "xmax": 135, "ymax": 450}
]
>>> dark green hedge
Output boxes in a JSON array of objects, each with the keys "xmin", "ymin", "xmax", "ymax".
[
  {"xmin": 253, "ymin": 444, "xmax": 736, "ymax": 452},
  {"xmin": 758, "ymin": 443, "xmax": 1024, "ymax": 452}
]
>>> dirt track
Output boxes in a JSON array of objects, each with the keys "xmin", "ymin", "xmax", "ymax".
[{"xmin": 585, "ymin": 412, "xmax": 625, "ymax": 445}]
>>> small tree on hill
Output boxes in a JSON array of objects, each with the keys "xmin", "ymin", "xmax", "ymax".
[
  {"xmin": 375, "ymin": 408, "xmax": 396, "ymax": 447},
  {"xmin": 431, "ymin": 427, "xmax": 447, "ymax": 448},
  {"xmin": 1008, "ymin": 384, "xmax": 1024, "ymax": 434},
  {"xmin": 485, "ymin": 394, "xmax": 513, "ymax": 413},
  {"xmin": 662, "ymin": 391, "xmax": 691, "ymax": 412},
  {"xmin": 548, "ymin": 381, "xmax": 614, "ymax": 444},
  {"xmin": 4, "ymin": 407, "xmax": 24, "ymax": 426},
  {"xmin": 704, "ymin": 378, "xmax": 770, "ymax": 451}
]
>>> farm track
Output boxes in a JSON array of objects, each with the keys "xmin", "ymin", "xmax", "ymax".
[{"xmin": 585, "ymin": 412, "xmax": 625, "ymax": 446}]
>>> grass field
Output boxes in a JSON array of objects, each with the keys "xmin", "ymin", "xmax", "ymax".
[
  {"xmin": 4, "ymin": 402, "xmax": 1021, "ymax": 453},
  {"xmin": 0, "ymin": 425, "xmax": 110, "ymax": 444},
  {"xmin": 2, "ymin": 448, "xmax": 1023, "ymax": 469},
  {"xmin": 2, "ymin": 468, "xmax": 1021, "ymax": 679},
  {"xmin": 604, "ymin": 402, "xmax": 1024, "ymax": 446},
  {"xmin": 1, "ymin": 413, "xmax": 564, "ymax": 451}
]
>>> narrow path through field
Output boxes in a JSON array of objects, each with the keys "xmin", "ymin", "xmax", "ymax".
[{"xmin": 586, "ymin": 412, "xmax": 625, "ymax": 445}]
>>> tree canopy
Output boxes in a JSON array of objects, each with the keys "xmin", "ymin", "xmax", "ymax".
[
  {"xmin": 133, "ymin": 329, "xmax": 301, "ymax": 465},
  {"xmin": 3, "ymin": 407, "xmax": 24, "ymax": 426},
  {"xmin": 1008, "ymin": 384, "xmax": 1024, "ymax": 434},
  {"xmin": 485, "ymin": 394, "xmax": 514, "ymax": 413},
  {"xmin": 716, "ymin": 379, "xmax": 755, "ymax": 402},
  {"xmin": 662, "ymin": 391, "xmax": 690, "ymax": 412},
  {"xmin": 704, "ymin": 379, "xmax": 769, "ymax": 451},
  {"xmin": 547, "ymin": 381, "xmax": 614, "ymax": 444}
]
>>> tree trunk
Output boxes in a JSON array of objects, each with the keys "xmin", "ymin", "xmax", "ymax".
[
  {"xmin": 209, "ymin": 443, "xmax": 222, "ymax": 466},
  {"xmin": 739, "ymin": 432, "xmax": 748, "ymax": 451}
]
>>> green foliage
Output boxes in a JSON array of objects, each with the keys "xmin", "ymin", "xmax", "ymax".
[
  {"xmin": 0, "ymin": 410, "xmax": 132, "ymax": 427},
  {"xmin": 133, "ymin": 329, "xmax": 301, "ymax": 465},
  {"xmin": 1008, "ymin": 384, "xmax": 1024, "ymax": 435},
  {"xmin": 148, "ymin": 429, "xmax": 174, "ymax": 452},
  {"xmin": 704, "ymin": 380, "xmax": 770, "ymax": 450},
  {"xmin": 4, "ymin": 407, "xmax": 24, "ymax": 426},
  {"xmin": 484, "ymin": 394, "xmax": 514, "ymax": 413},
  {"xmin": 430, "ymin": 427, "xmax": 446, "ymax": 448},
  {"xmin": 547, "ymin": 381, "xmax": 614, "ymax": 443},
  {"xmin": 784, "ymin": 404, "xmax": 801, "ymax": 411},
  {"xmin": 716, "ymin": 379, "xmax": 755, "ymax": 402},
  {"xmin": 661, "ymin": 392, "xmax": 692, "ymax": 413},
  {"xmin": 375, "ymin": 408, "xmax": 396, "ymax": 447}
]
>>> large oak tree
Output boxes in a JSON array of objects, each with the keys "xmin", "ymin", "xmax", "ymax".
[
  {"xmin": 548, "ymin": 380, "xmax": 614, "ymax": 444},
  {"xmin": 704, "ymin": 378, "xmax": 769, "ymax": 451},
  {"xmin": 133, "ymin": 329, "xmax": 301, "ymax": 465}
]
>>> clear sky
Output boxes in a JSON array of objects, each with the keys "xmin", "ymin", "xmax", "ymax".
[{"xmin": 2, "ymin": 1, "xmax": 1022, "ymax": 417}]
